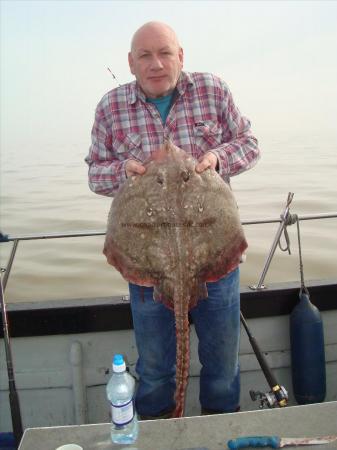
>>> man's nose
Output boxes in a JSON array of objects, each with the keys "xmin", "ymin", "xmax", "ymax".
[{"xmin": 150, "ymin": 56, "xmax": 164, "ymax": 70}]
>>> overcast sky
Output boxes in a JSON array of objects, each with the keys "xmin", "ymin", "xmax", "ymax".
[{"xmin": 1, "ymin": 0, "xmax": 337, "ymax": 153}]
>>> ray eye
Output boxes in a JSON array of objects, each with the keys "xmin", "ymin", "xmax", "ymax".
[
  {"xmin": 181, "ymin": 170, "xmax": 190, "ymax": 182},
  {"xmin": 157, "ymin": 174, "xmax": 164, "ymax": 185}
]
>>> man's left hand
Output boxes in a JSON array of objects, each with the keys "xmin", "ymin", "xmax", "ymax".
[{"xmin": 195, "ymin": 152, "xmax": 218, "ymax": 173}]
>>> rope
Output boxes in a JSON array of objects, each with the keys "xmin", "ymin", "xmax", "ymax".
[
  {"xmin": 273, "ymin": 192, "xmax": 309, "ymax": 295},
  {"xmin": 277, "ymin": 211, "xmax": 309, "ymax": 295},
  {"xmin": 295, "ymin": 215, "xmax": 309, "ymax": 296},
  {"xmin": 278, "ymin": 213, "xmax": 297, "ymax": 254}
]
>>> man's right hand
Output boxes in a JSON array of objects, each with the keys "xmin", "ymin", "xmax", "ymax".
[{"xmin": 125, "ymin": 159, "xmax": 146, "ymax": 178}]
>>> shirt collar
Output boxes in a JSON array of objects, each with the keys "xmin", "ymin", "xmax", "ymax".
[
  {"xmin": 176, "ymin": 71, "xmax": 194, "ymax": 95},
  {"xmin": 128, "ymin": 81, "xmax": 140, "ymax": 105},
  {"xmin": 128, "ymin": 71, "xmax": 194, "ymax": 105}
]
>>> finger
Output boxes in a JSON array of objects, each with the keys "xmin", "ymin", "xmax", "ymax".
[
  {"xmin": 195, "ymin": 158, "xmax": 211, "ymax": 173},
  {"xmin": 125, "ymin": 160, "xmax": 146, "ymax": 177}
]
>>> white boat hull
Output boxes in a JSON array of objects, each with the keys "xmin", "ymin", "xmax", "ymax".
[{"xmin": 1, "ymin": 309, "xmax": 337, "ymax": 432}]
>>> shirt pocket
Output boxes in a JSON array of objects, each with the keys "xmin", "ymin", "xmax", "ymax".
[
  {"xmin": 113, "ymin": 132, "xmax": 145, "ymax": 162},
  {"xmin": 194, "ymin": 121, "xmax": 223, "ymax": 154}
]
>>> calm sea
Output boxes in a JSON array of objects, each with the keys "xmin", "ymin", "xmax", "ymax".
[{"xmin": 1, "ymin": 131, "xmax": 336, "ymax": 303}]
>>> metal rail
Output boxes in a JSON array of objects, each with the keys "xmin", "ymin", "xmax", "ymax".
[
  {"xmin": 1, "ymin": 210, "xmax": 337, "ymax": 291},
  {"xmin": 252, "ymin": 192, "xmax": 295, "ymax": 290},
  {"xmin": 1, "ymin": 212, "xmax": 336, "ymax": 243}
]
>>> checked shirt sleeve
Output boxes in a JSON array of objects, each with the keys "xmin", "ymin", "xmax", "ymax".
[
  {"xmin": 85, "ymin": 99, "xmax": 127, "ymax": 197},
  {"xmin": 212, "ymin": 82, "xmax": 260, "ymax": 179}
]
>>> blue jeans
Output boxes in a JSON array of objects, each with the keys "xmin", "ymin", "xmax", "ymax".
[{"xmin": 129, "ymin": 267, "xmax": 240, "ymax": 416}]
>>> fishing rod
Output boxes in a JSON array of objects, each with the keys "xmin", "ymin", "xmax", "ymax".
[
  {"xmin": 240, "ymin": 311, "xmax": 288, "ymax": 408},
  {"xmin": 241, "ymin": 193, "xmax": 296, "ymax": 408},
  {"xmin": 240, "ymin": 194, "xmax": 294, "ymax": 408},
  {"xmin": 107, "ymin": 67, "xmax": 121, "ymax": 86},
  {"xmin": 0, "ymin": 270, "xmax": 23, "ymax": 446}
]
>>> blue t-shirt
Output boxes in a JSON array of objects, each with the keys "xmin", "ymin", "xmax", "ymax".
[{"xmin": 146, "ymin": 91, "xmax": 175, "ymax": 124}]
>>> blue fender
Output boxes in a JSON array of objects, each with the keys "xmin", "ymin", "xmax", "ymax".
[{"xmin": 290, "ymin": 292, "xmax": 326, "ymax": 404}]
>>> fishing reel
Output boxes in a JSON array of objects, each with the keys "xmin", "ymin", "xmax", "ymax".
[{"xmin": 250, "ymin": 385, "xmax": 288, "ymax": 409}]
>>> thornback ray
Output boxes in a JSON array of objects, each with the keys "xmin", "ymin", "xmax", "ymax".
[{"xmin": 103, "ymin": 140, "xmax": 247, "ymax": 417}]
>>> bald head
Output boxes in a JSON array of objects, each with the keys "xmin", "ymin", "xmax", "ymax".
[
  {"xmin": 128, "ymin": 22, "xmax": 184, "ymax": 98},
  {"xmin": 130, "ymin": 22, "xmax": 180, "ymax": 53}
]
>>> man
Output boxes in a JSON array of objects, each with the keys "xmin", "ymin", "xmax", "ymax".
[{"xmin": 86, "ymin": 21, "xmax": 260, "ymax": 418}]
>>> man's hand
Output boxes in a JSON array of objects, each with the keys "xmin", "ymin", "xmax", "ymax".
[
  {"xmin": 125, "ymin": 159, "xmax": 146, "ymax": 178},
  {"xmin": 195, "ymin": 151, "xmax": 218, "ymax": 173}
]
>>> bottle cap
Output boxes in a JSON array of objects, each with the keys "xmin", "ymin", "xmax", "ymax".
[{"xmin": 113, "ymin": 354, "xmax": 126, "ymax": 372}]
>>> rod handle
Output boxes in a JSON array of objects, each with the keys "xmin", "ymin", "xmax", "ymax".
[{"xmin": 9, "ymin": 390, "xmax": 23, "ymax": 446}]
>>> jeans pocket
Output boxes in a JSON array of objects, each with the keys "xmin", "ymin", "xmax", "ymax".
[{"xmin": 205, "ymin": 267, "xmax": 240, "ymax": 310}]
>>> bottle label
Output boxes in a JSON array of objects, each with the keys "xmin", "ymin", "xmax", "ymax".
[{"xmin": 110, "ymin": 399, "xmax": 134, "ymax": 426}]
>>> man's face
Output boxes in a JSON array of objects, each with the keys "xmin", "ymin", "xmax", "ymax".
[{"xmin": 128, "ymin": 25, "xmax": 183, "ymax": 99}]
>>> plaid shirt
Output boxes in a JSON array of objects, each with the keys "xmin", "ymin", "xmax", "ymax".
[{"xmin": 85, "ymin": 71, "xmax": 260, "ymax": 196}]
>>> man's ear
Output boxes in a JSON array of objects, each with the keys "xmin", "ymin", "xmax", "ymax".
[
  {"xmin": 128, "ymin": 52, "xmax": 135, "ymax": 75},
  {"xmin": 178, "ymin": 47, "xmax": 184, "ymax": 68}
]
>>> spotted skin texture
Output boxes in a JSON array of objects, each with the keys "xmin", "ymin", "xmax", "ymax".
[{"xmin": 103, "ymin": 141, "xmax": 247, "ymax": 417}]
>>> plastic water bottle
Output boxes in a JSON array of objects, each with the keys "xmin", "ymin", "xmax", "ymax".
[{"xmin": 106, "ymin": 354, "xmax": 138, "ymax": 444}]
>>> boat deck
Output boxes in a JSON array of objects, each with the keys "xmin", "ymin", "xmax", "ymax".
[{"xmin": 18, "ymin": 401, "xmax": 337, "ymax": 450}]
